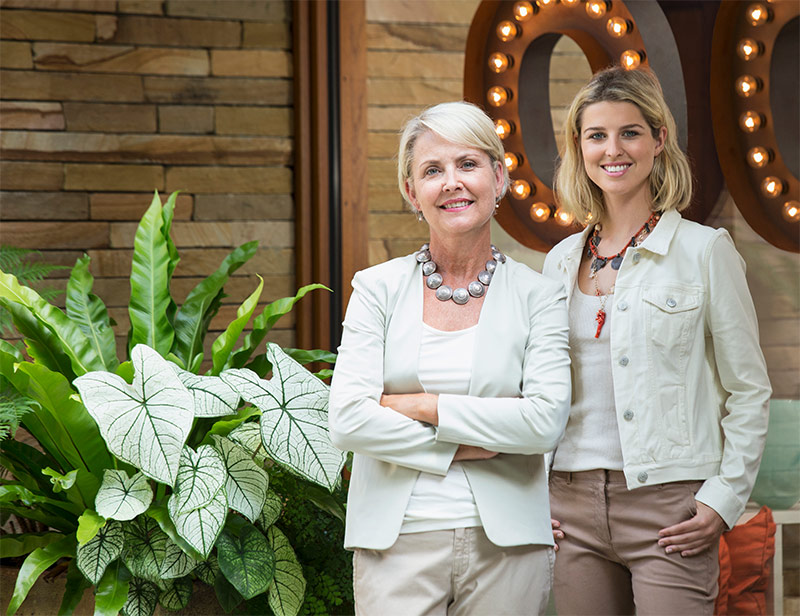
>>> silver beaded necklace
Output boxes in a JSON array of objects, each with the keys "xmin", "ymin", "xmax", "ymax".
[{"xmin": 414, "ymin": 243, "xmax": 506, "ymax": 305}]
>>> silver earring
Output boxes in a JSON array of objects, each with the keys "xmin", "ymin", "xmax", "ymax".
[{"xmin": 416, "ymin": 210, "xmax": 425, "ymax": 222}]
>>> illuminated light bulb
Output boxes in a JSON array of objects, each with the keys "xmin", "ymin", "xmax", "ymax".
[
  {"xmin": 606, "ymin": 17, "xmax": 630, "ymax": 38},
  {"xmin": 739, "ymin": 111, "xmax": 763, "ymax": 132},
  {"xmin": 497, "ymin": 21, "xmax": 519, "ymax": 42},
  {"xmin": 561, "ymin": 0, "xmax": 580, "ymax": 5},
  {"xmin": 620, "ymin": 49, "xmax": 642, "ymax": 70},
  {"xmin": 586, "ymin": 1, "xmax": 608, "ymax": 19},
  {"xmin": 487, "ymin": 86, "xmax": 510, "ymax": 107},
  {"xmin": 488, "ymin": 52, "xmax": 511, "ymax": 73},
  {"xmin": 735, "ymin": 75, "xmax": 760, "ymax": 97},
  {"xmin": 747, "ymin": 3, "xmax": 770, "ymax": 26},
  {"xmin": 495, "ymin": 119, "xmax": 513, "ymax": 139},
  {"xmin": 505, "ymin": 153, "xmax": 520, "ymax": 171},
  {"xmin": 761, "ymin": 176, "xmax": 784, "ymax": 197},
  {"xmin": 530, "ymin": 202, "xmax": 551, "ymax": 223},
  {"xmin": 737, "ymin": 38, "xmax": 761, "ymax": 61},
  {"xmin": 535, "ymin": 0, "xmax": 555, "ymax": 8},
  {"xmin": 511, "ymin": 180, "xmax": 532, "ymax": 200},
  {"xmin": 782, "ymin": 200, "xmax": 800, "ymax": 222},
  {"xmin": 554, "ymin": 207, "xmax": 574, "ymax": 226},
  {"xmin": 514, "ymin": 1, "xmax": 535, "ymax": 21},
  {"xmin": 747, "ymin": 146, "xmax": 771, "ymax": 168}
]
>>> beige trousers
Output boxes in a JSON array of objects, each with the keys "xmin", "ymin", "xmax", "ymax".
[
  {"xmin": 549, "ymin": 470, "xmax": 719, "ymax": 616},
  {"xmin": 353, "ymin": 526, "xmax": 554, "ymax": 616}
]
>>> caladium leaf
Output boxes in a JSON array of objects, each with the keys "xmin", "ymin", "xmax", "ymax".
[
  {"xmin": 221, "ymin": 344, "xmax": 346, "ymax": 491},
  {"xmin": 194, "ymin": 553, "xmax": 220, "ymax": 586},
  {"xmin": 121, "ymin": 577, "xmax": 159, "ymax": 616},
  {"xmin": 168, "ymin": 485, "xmax": 226, "ymax": 559},
  {"xmin": 227, "ymin": 422, "xmax": 268, "ymax": 465},
  {"xmin": 171, "ymin": 365, "xmax": 239, "ymax": 418},
  {"xmin": 266, "ymin": 526, "xmax": 306, "ymax": 616},
  {"xmin": 258, "ymin": 490, "xmax": 283, "ymax": 530},
  {"xmin": 216, "ymin": 523, "xmax": 275, "ymax": 600},
  {"xmin": 76, "ymin": 519, "xmax": 124, "ymax": 585},
  {"xmin": 158, "ymin": 576, "xmax": 193, "ymax": 612},
  {"xmin": 170, "ymin": 445, "xmax": 226, "ymax": 515},
  {"xmin": 73, "ymin": 344, "xmax": 194, "ymax": 487},
  {"xmin": 95, "ymin": 470, "xmax": 153, "ymax": 521},
  {"xmin": 159, "ymin": 539, "xmax": 198, "ymax": 579},
  {"xmin": 123, "ymin": 516, "xmax": 168, "ymax": 582},
  {"xmin": 212, "ymin": 436, "xmax": 268, "ymax": 523}
]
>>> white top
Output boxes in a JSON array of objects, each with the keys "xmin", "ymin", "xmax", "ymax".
[
  {"xmin": 400, "ymin": 322, "xmax": 482, "ymax": 534},
  {"xmin": 552, "ymin": 285, "xmax": 624, "ymax": 471}
]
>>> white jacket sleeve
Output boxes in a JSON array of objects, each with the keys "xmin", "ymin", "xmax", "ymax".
[
  {"xmin": 694, "ymin": 231, "xmax": 771, "ymax": 527},
  {"xmin": 328, "ymin": 272, "xmax": 458, "ymax": 476},
  {"xmin": 435, "ymin": 284, "xmax": 571, "ymax": 454}
]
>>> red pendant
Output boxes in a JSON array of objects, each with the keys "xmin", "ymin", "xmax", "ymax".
[{"xmin": 595, "ymin": 309, "xmax": 606, "ymax": 338}]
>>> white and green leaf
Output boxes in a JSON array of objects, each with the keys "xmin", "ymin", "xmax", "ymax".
[
  {"xmin": 212, "ymin": 436, "xmax": 268, "ymax": 523},
  {"xmin": 171, "ymin": 365, "xmax": 240, "ymax": 417},
  {"xmin": 159, "ymin": 540, "xmax": 198, "ymax": 580},
  {"xmin": 227, "ymin": 422, "xmax": 268, "ymax": 465},
  {"xmin": 73, "ymin": 344, "xmax": 194, "ymax": 486},
  {"xmin": 221, "ymin": 344, "xmax": 346, "ymax": 491},
  {"xmin": 158, "ymin": 576, "xmax": 193, "ymax": 612},
  {"xmin": 121, "ymin": 577, "xmax": 159, "ymax": 616},
  {"xmin": 95, "ymin": 470, "xmax": 153, "ymax": 521},
  {"xmin": 168, "ymin": 486, "xmax": 226, "ymax": 559},
  {"xmin": 266, "ymin": 526, "xmax": 306, "ymax": 616},
  {"xmin": 76, "ymin": 520, "xmax": 123, "ymax": 585},
  {"xmin": 170, "ymin": 445, "xmax": 226, "ymax": 514},
  {"xmin": 258, "ymin": 490, "xmax": 283, "ymax": 530},
  {"xmin": 216, "ymin": 524, "xmax": 275, "ymax": 600},
  {"xmin": 194, "ymin": 553, "xmax": 219, "ymax": 586},
  {"xmin": 122, "ymin": 516, "xmax": 168, "ymax": 582}
]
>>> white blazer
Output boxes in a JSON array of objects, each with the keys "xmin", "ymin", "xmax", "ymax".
[{"xmin": 329, "ymin": 253, "xmax": 571, "ymax": 550}]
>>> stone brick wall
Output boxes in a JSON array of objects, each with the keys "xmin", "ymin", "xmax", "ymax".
[{"xmin": 0, "ymin": 0, "xmax": 295, "ymax": 359}]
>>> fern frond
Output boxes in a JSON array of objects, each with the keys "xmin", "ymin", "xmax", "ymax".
[{"xmin": 0, "ymin": 377, "xmax": 37, "ymax": 441}]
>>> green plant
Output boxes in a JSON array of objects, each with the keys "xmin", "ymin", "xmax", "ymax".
[{"xmin": 0, "ymin": 192, "xmax": 347, "ymax": 616}]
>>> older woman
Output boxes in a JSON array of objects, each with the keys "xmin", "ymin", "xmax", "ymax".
[
  {"xmin": 544, "ymin": 66, "xmax": 771, "ymax": 615},
  {"xmin": 329, "ymin": 101, "xmax": 571, "ymax": 615}
]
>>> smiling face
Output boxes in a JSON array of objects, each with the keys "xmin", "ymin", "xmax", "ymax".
[
  {"xmin": 579, "ymin": 100, "xmax": 666, "ymax": 208},
  {"xmin": 405, "ymin": 129, "xmax": 504, "ymax": 243}
]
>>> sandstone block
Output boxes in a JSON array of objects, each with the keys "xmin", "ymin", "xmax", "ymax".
[
  {"xmin": 368, "ymin": 78, "xmax": 463, "ymax": 106},
  {"xmin": 90, "ymin": 192, "xmax": 192, "ymax": 220},
  {"xmin": 367, "ymin": 106, "xmax": 419, "ymax": 131},
  {"xmin": 368, "ymin": 239, "xmax": 389, "ymax": 266},
  {"xmin": 95, "ymin": 14, "xmax": 118, "ymax": 42},
  {"xmin": 368, "ymin": 132, "xmax": 400, "ymax": 159},
  {"xmin": 0, "ymin": 102, "xmax": 64, "ymax": 130},
  {"xmin": 385, "ymin": 238, "xmax": 428, "ymax": 259},
  {"xmin": 166, "ymin": 166, "xmax": 291, "ymax": 194},
  {"xmin": 92, "ymin": 277, "xmax": 132, "ymax": 304},
  {"xmin": 166, "ymin": 0, "xmax": 287, "ymax": 22},
  {"xmin": 33, "ymin": 43, "xmax": 209, "ymax": 76},
  {"xmin": 170, "ymin": 274, "xmax": 293, "ymax": 305},
  {"xmin": 209, "ymin": 303, "xmax": 296, "ymax": 331},
  {"xmin": 1, "ymin": 70, "xmax": 144, "ymax": 102},
  {"xmin": 144, "ymin": 76, "xmax": 291, "ymax": 105},
  {"xmin": 118, "ymin": 0, "xmax": 163, "ymax": 15},
  {"xmin": 24, "ymin": 249, "xmax": 83, "ymax": 274},
  {"xmin": 368, "ymin": 187, "xmax": 406, "ymax": 213},
  {"xmin": 367, "ymin": 159, "xmax": 397, "ymax": 189},
  {"xmin": 550, "ymin": 53, "xmax": 593, "ymax": 81},
  {"xmin": 0, "ymin": 41, "xmax": 32, "ymax": 69},
  {"xmin": 242, "ymin": 22, "xmax": 290, "ymax": 49},
  {"xmin": 158, "ymin": 105, "xmax": 213, "ymax": 134},
  {"xmin": 0, "ymin": 1, "xmax": 116, "ymax": 11},
  {"xmin": 193, "ymin": 194, "xmax": 293, "ymax": 220},
  {"xmin": 85, "ymin": 249, "xmax": 134, "ymax": 277},
  {"xmin": 366, "ymin": 0, "xmax": 481, "ymax": 25},
  {"xmin": 64, "ymin": 163, "xmax": 164, "ymax": 191},
  {"xmin": 211, "ymin": 50, "xmax": 291, "ymax": 78},
  {"xmin": 0, "ymin": 161, "xmax": 62, "ymax": 190},
  {"xmin": 368, "ymin": 50, "xmax": 464, "ymax": 79},
  {"xmin": 0, "ymin": 9, "xmax": 95, "ymax": 41},
  {"xmin": 111, "ymin": 15, "xmax": 240, "ymax": 47},
  {"xmin": 368, "ymin": 212, "xmax": 424, "ymax": 240},
  {"xmin": 215, "ymin": 106, "xmax": 292, "ymax": 136},
  {"xmin": 0, "ymin": 191, "xmax": 87, "ymax": 220},
  {"xmin": 367, "ymin": 23, "xmax": 469, "ymax": 51},
  {"xmin": 63, "ymin": 103, "xmax": 156, "ymax": 133},
  {"xmin": 1, "ymin": 221, "xmax": 109, "ymax": 249},
  {"xmin": 109, "ymin": 220, "xmax": 293, "ymax": 248}
]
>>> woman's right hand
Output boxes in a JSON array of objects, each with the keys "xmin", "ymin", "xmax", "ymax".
[
  {"xmin": 551, "ymin": 518, "xmax": 564, "ymax": 552},
  {"xmin": 453, "ymin": 445, "xmax": 498, "ymax": 461}
]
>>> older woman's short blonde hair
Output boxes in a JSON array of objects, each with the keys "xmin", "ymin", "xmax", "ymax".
[
  {"xmin": 397, "ymin": 101, "xmax": 509, "ymax": 211},
  {"xmin": 554, "ymin": 66, "xmax": 693, "ymax": 224}
]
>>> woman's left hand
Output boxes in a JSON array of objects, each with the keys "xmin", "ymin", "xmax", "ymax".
[
  {"xmin": 657, "ymin": 501, "xmax": 725, "ymax": 557},
  {"xmin": 380, "ymin": 393, "xmax": 439, "ymax": 425}
]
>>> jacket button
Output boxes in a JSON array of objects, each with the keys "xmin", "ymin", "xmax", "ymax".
[
  {"xmin": 623, "ymin": 409, "xmax": 634, "ymax": 421},
  {"xmin": 637, "ymin": 471, "xmax": 648, "ymax": 483},
  {"xmin": 666, "ymin": 297, "xmax": 677, "ymax": 308},
  {"xmin": 619, "ymin": 356, "xmax": 629, "ymax": 366},
  {"xmin": 618, "ymin": 301, "xmax": 628, "ymax": 311},
  {"xmin": 632, "ymin": 252, "xmax": 641, "ymax": 263}
]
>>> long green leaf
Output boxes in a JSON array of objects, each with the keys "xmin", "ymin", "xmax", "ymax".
[
  {"xmin": 0, "ymin": 484, "xmax": 82, "ymax": 516},
  {"xmin": 209, "ymin": 276, "xmax": 264, "ymax": 376},
  {"xmin": 59, "ymin": 558, "xmax": 91, "ymax": 616},
  {"xmin": 0, "ymin": 270, "xmax": 104, "ymax": 376},
  {"xmin": 65, "ymin": 254, "xmax": 119, "ymax": 372},
  {"xmin": 0, "ymin": 438, "xmax": 60, "ymax": 495},
  {"xmin": 0, "ymin": 503, "xmax": 76, "ymax": 533},
  {"xmin": 0, "ymin": 532, "xmax": 64, "ymax": 559},
  {"xmin": 216, "ymin": 523, "xmax": 274, "ymax": 600},
  {"xmin": 228, "ymin": 284, "xmax": 329, "ymax": 372},
  {"xmin": 266, "ymin": 526, "xmax": 305, "ymax": 616},
  {"xmin": 94, "ymin": 560, "xmax": 131, "ymax": 616},
  {"xmin": 160, "ymin": 191, "xmax": 180, "ymax": 338},
  {"xmin": 5, "ymin": 534, "xmax": 76, "ymax": 616},
  {"xmin": 128, "ymin": 192, "xmax": 174, "ymax": 356},
  {"xmin": 172, "ymin": 241, "xmax": 259, "ymax": 368},
  {"xmin": 282, "ymin": 348, "xmax": 337, "ymax": 366},
  {"xmin": 1, "ymin": 301, "xmax": 75, "ymax": 380}
]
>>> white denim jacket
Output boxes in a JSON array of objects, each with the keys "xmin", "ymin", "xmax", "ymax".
[
  {"xmin": 329, "ymin": 253, "xmax": 571, "ymax": 549},
  {"xmin": 543, "ymin": 209, "xmax": 771, "ymax": 528}
]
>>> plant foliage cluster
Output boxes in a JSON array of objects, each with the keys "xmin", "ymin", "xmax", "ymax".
[{"xmin": 0, "ymin": 193, "xmax": 351, "ymax": 616}]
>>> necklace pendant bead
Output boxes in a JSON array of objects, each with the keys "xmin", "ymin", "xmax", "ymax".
[
  {"xmin": 452, "ymin": 288, "xmax": 469, "ymax": 304},
  {"xmin": 416, "ymin": 249, "xmax": 431, "ymax": 263},
  {"xmin": 422, "ymin": 261, "xmax": 437, "ymax": 276},
  {"xmin": 426, "ymin": 273, "xmax": 443, "ymax": 289},
  {"xmin": 435, "ymin": 285, "xmax": 453, "ymax": 301},
  {"xmin": 491, "ymin": 249, "xmax": 506, "ymax": 263},
  {"xmin": 477, "ymin": 270, "xmax": 492, "ymax": 285},
  {"xmin": 610, "ymin": 255, "xmax": 624, "ymax": 270},
  {"xmin": 421, "ymin": 243, "xmax": 429, "ymax": 251},
  {"xmin": 468, "ymin": 281, "xmax": 485, "ymax": 297},
  {"xmin": 485, "ymin": 259, "xmax": 497, "ymax": 273}
]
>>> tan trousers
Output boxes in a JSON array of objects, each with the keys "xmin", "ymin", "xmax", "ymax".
[
  {"xmin": 549, "ymin": 470, "xmax": 719, "ymax": 616},
  {"xmin": 353, "ymin": 526, "xmax": 554, "ymax": 616}
]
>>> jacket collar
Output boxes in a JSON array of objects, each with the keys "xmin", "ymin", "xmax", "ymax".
[{"xmin": 636, "ymin": 209, "xmax": 681, "ymax": 255}]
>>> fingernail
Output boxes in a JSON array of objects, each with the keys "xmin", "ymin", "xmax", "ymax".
[
  {"xmin": 658, "ymin": 540, "xmax": 665, "ymax": 546},
  {"xmin": 665, "ymin": 547, "xmax": 673, "ymax": 554}
]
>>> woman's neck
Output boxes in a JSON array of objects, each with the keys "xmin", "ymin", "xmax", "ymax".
[
  {"xmin": 428, "ymin": 230, "xmax": 493, "ymax": 281},
  {"xmin": 598, "ymin": 194, "xmax": 655, "ymax": 246}
]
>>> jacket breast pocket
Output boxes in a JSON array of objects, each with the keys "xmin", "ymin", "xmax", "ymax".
[{"xmin": 642, "ymin": 287, "xmax": 702, "ymax": 355}]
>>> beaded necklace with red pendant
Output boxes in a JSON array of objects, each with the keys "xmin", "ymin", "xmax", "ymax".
[{"xmin": 587, "ymin": 211, "xmax": 660, "ymax": 338}]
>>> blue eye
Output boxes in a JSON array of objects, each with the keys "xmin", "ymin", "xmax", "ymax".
[
  {"xmin": 424, "ymin": 167, "xmax": 439, "ymax": 176},
  {"xmin": 622, "ymin": 130, "xmax": 640, "ymax": 138},
  {"xmin": 588, "ymin": 132, "xmax": 605, "ymax": 140},
  {"xmin": 462, "ymin": 160, "xmax": 476, "ymax": 169}
]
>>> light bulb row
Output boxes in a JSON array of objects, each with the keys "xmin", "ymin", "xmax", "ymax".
[{"xmin": 528, "ymin": 202, "xmax": 575, "ymax": 226}]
